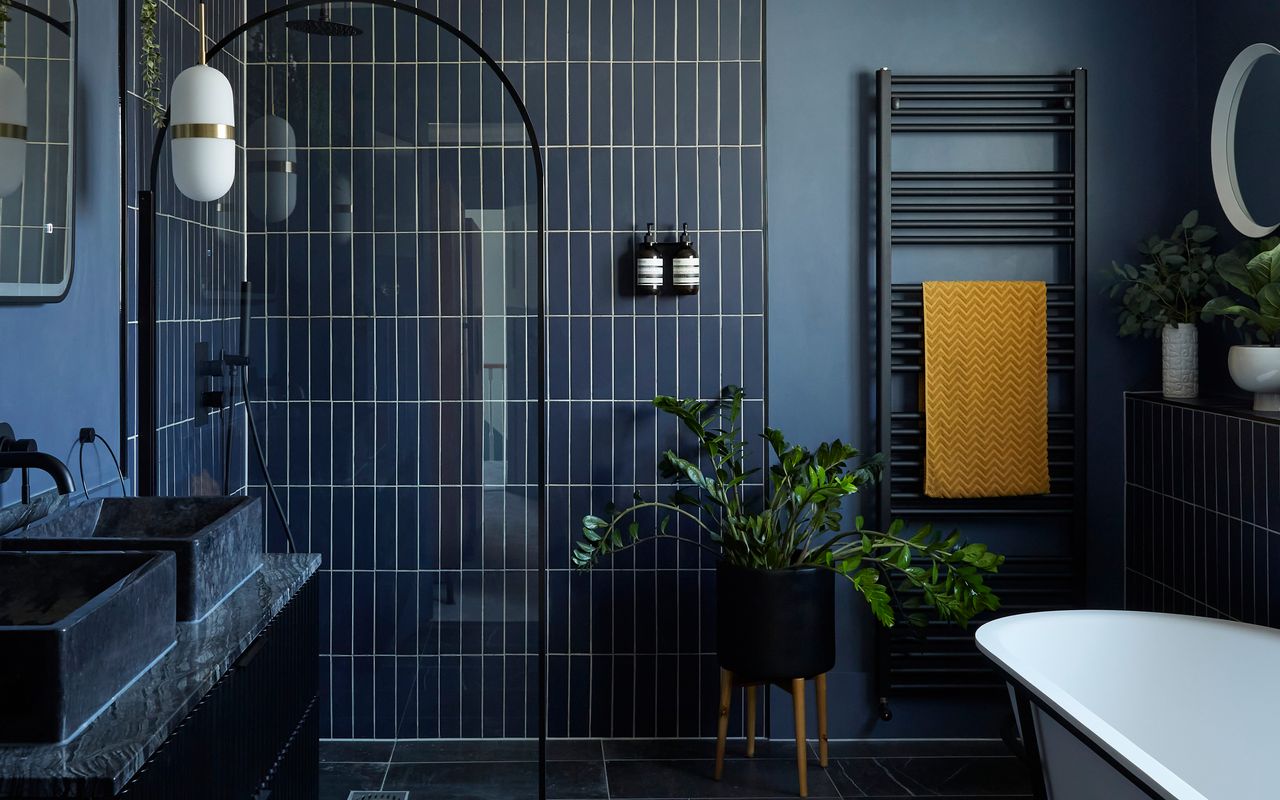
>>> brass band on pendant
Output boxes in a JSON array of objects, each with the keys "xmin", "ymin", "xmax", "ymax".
[
  {"xmin": 0, "ymin": 123, "xmax": 28, "ymax": 140},
  {"xmin": 170, "ymin": 123, "xmax": 236, "ymax": 141}
]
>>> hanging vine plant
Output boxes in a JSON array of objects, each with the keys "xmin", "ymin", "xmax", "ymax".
[
  {"xmin": 0, "ymin": 0, "xmax": 12, "ymax": 50},
  {"xmin": 140, "ymin": 0, "xmax": 165, "ymax": 126}
]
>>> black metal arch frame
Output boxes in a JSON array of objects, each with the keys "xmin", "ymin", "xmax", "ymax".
[
  {"xmin": 135, "ymin": 2, "xmax": 547, "ymax": 794},
  {"xmin": 9, "ymin": 1, "xmax": 73, "ymax": 36}
]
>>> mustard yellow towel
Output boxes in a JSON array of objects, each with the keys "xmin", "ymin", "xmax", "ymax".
[{"xmin": 922, "ymin": 281, "xmax": 1049, "ymax": 498}]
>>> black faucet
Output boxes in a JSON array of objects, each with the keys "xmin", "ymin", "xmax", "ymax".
[{"xmin": 0, "ymin": 426, "xmax": 75, "ymax": 504}]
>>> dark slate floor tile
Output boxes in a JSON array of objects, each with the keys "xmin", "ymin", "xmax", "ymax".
[
  {"xmin": 318, "ymin": 761, "xmax": 389, "ymax": 800},
  {"xmin": 823, "ymin": 740, "xmax": 1014, "ymax": 759},
  {"xmin": 605, "ymin": 758, "xmax": 840, "ymax": 798},
  {"xmin": 546, "ymin": 760, "xmax": 610, "ymax": 799},
  {"xmin": 548, "ymin": 739, "xmax": 607, "ymax": 761},
  {"xmin": 876, "ymin": 756, "xmax": 1032, "ymax": 796},
  {"xmin": 391, "ymin": 739, "xmax": 537, "ymax": 762},
  {"xmin": 391, "ymin": 738, "xmax": 603, "ymax": 762},
  {"xmin": 828, "ymin": 759, "xmax": 911, "ymax": 797},
  {"xmin": 320, "ymin": 739, "xmax": 396, "ymax": 763},
  {"xmin": 602, "ymin": 738, "xmax": 805, "ymax": 760},
  {"xmin": 384, "ymin": 761, "xmax": 540, "ymax": 799}
]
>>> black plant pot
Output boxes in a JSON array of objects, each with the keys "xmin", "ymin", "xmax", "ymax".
[{"xmin": 716, "ymin": 561, "xmax": 836, "ymax": 680}]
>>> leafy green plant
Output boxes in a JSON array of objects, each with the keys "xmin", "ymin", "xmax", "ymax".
[
  {"xmin": 1107, "ymin": 210, "xmax": 1223, "ymax": 337},
  {"xmin": 140, "ymin": 0, "xmax": 164, "ymax": 127},
  {"xmin": 1203, "ymin": 240, "xmax": 1280, "ymax": 343},
  {"xmin": 573, "ymin": 387, "xmax": 1005, "ymax": 628}
]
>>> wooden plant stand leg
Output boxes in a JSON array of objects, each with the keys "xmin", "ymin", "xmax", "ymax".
[
  {"xmin": 745, "ymin": 685, "xmax": 757, "ymax": 757},
  {"xmin": 715, "ymin": 668, "xmax": 733, "ymax": 780},
  {"xmin": 815, "ymin": 672, "xmax": 829, "ymax": 768},
  {"xmin": 792, "ymin": 677, "xmax": 808, "ymax": 798}
]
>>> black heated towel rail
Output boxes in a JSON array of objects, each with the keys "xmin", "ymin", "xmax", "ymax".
[{"xmin": 873, "ymin": 70, "xmax": 1088, "ymax": 721}]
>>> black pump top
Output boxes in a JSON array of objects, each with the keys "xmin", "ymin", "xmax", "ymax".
[
  {"xmin": 644, "ymin": 223, "xmax": 655, "ymax": 245},
  {"xmin": 679, "ymin": 223, "xmax": 691, "ymax": 245}
]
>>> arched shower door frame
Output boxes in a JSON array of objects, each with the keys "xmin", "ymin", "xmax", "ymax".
[{"xmin": 134, "ymin": 1, "xmax": 548, "ymax": 793}]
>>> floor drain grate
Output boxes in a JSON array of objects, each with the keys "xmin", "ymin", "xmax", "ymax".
[{"xmin": 347, "ymin": 793, "xmax": 408, "ymax": 800}]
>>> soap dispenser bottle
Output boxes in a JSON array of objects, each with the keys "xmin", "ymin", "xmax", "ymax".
[
  {"xmin": 672, "ymin": 223, "xmax": 699, "ymax": 295},
  {"xmin": 636, "ymin": 223, "xmax": 663, "ymax": 295}
]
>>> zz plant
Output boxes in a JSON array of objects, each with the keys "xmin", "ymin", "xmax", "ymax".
[
  {"xmin": 1107, "ymin": 210, "xmax": 1223, "ymax": 337},
  {"xmin": 1203, "ymin": 240, "xmax": 1280, "ymax": 343},
  {"xmin": 573, "ymin": 387, "xmax": 1005, "ymax": 628}
]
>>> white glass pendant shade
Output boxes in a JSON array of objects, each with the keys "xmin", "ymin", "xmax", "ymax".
[
  {"xmin": 333, "ymin": 174, "xmax": 353, "ymax": 244},
  {"xmin": 170, "ymin": 64, "xmax": 236, "ymax": 202},
  {"xmin": 247, "ymin": 114, "xmax": 298, "ymax": 223},
  {"xmin": 0, "ymin": 65, "xmax": 28, "ymax": 198}
]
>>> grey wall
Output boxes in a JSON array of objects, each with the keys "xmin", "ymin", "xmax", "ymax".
[
  {"xmin": 766, "ymin": 0, "xmax": 1200, "ymax": 737},
  {"xmin": 0, "ymin": 1, "xmax": 122, "ymax": 506}
]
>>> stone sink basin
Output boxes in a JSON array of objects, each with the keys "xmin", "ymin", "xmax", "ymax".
[
  {"xmin": 0, "ymin": 551, "xmax": 177, "ymax": 744},
  {"xmin": 2, "ymin": 497, "xmax": 263, "ymax": 622}
]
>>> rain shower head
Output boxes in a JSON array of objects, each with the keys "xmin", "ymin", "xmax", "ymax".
[{"xmin": 286, "ymin": 4, "xmax": 362, "ymax": 37}]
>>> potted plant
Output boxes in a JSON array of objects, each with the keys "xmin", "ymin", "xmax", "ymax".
[
  {"xmin": 1107, "ymin": 211, "xmax": 1223, "ymax": 399},
  {"xmin": 573, "ymin": 387, "xmax": 1004, "ymax": 681},
  {"xmin": 1203, "ymin": 240, "xmax": 1280, "ymax": 411}
]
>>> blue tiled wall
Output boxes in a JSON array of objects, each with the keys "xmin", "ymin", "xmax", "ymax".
[
  {"xmin": 124, "ymin": 0, "xmax": 249, "ymax": 499},
  {"xmin": 236, "ymin": 0, "xmax": 765, "ymax": 740}
]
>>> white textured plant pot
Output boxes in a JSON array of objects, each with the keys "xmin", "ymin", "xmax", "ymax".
[
  {"xmin": 1161, "ymin": 323, "xmax": 1199, "ymax": 399},
  {"xmin": 1228, "ymin": 345, "xmax": 1280, "ymax": 411}
]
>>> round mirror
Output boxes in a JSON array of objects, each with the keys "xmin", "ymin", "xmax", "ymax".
[{"xmin": 1212, "ymin": 43, "xmax": 1280, "ymax": 238}]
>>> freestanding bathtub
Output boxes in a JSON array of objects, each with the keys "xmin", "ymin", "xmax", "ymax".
[{"xmin": 976, "ymin": 610, "xmax": 1280, "ymax": 800}]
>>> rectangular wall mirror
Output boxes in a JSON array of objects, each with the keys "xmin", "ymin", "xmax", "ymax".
[{"xmin": 0, "ymin": 0, "xmax": 74, "ymax": 303}]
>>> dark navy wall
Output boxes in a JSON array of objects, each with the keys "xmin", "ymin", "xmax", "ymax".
[
  {"xmin": 766, "ymin": 0, "xmax": 1200, "ymax": 738},
  {"xmin": 0, "ymin": 1, "xmax": 122, "ymax": 506}
]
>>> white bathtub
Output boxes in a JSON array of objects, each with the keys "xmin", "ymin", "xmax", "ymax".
[{"xmin": 976, "ymin": 610, "xmax": 1280, "ymax": 800}]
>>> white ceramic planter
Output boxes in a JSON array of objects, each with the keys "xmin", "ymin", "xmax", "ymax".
[
  {"xmin": 1228, "ymin": 345, "xmax": 1280, "ymax": 411},
  {"xmin": 1161, "ymin": 323, "xmax": 1199, "ymax": 399}
]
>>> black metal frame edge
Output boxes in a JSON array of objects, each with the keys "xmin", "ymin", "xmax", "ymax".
[
  {"xmin": 0, "ymin": 1, "xmax": 75, "ymax": 307},
  {"xmin": 134, "ymin": 3, "xmax": 548, "ymax": 796},
  {"xmin": 8, "ymin": 2, "xmax": 71, "ymax": 36},
  {"xmin": 118, "ymin": 0, "xmax": 129, "ymax": 479}
]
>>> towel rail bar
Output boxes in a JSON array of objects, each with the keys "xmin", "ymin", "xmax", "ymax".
[
  {"xmin": 892, "ymin": 203, "xmax": 1075, "ymax": 212},
  {"xmin": 891, "ymin": 235, "xmax": 1075, "ymax": 244},
  {"xmin": 892, "ymin": 188, "xmax": 1074, "ymax": 197},
  {"xmin": 892, "ymin": 172, "xmax": 1075, "ymax": 180},
  {"xmin": 892, "ymin": 123, "xmax": 1075, "ymax": 133},
  {"xmin": 891, "ymin": 75, "xmax": 1075, "ymax": 84}
]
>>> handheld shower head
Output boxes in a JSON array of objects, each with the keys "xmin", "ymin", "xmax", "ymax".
[{"xmin": 285, "ymin": 3, "xmax": 362, "ymax": 37}]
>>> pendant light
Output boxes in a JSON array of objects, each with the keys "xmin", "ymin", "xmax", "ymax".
[
  {"xmin": 0, "ymin": 64, "xmax": 27, "ymax": 198},
  {"xmin": 170, "ymin": 2, "xmax": 236, "ymax": 202},
  {"xmin": 332, "ymin": 173, "xmax": 353, "ymax": 244},
  {"xmin": 247, "ymin": 80, "xmax": 298, "ymax": 223},
  {"xmin": 246, "ymin": 113, "xmax": 297, "ymax": 221}
]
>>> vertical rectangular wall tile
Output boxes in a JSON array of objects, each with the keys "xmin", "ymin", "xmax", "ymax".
[
  {"xmin": 129, "ymin": 0, "xmax": 765, "ymax": 741},
  {"xmin": 1126, "ymin": 397, "xmax": 1280, "ymax": 630}
]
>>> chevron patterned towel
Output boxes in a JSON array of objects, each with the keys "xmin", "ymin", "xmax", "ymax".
[{"xmin": 922, "ymin": 280, "xmax": 1049, "ymax": 498}]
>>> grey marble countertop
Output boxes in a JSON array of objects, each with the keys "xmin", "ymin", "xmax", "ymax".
[{"xmin": 0, "ymin": 552, "xmax": 320, "ymax": 797}]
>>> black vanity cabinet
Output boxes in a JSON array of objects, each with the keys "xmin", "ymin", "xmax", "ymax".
[
  {"xmin": 1125, "ymin": 393, "xmax": 1280, "ymax": 625},
  {"xmin": 0, "ymin": 555, "xmax": 320, "ymax": 800}
]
